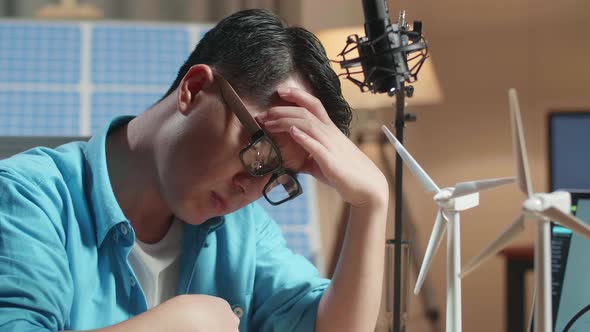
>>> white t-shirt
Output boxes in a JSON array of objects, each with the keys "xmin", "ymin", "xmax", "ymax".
[{"xmin": 128, "ymin": 218, "xmax": 183, "ymax": 309}]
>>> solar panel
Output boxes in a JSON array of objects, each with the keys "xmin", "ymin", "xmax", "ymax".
[
  {"xmin": 90, "ymin": 92, "xmax": 160, "ymax": 132},
  {"xmin": 0, "ymin": 22, "xmax": 81, "ymax": 85},
  {"xmin": 0, "ymin": 91, "xmax": 80, "ymax": 135},
  {"xmin": 91, "ymin": 25, "xmax": 189, "ymax": 86}
]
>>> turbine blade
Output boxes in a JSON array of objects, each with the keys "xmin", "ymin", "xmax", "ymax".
[
  {"xmin": 540, "ymin": 207, "xmax": 590, "ymax": 240},
  {"xmin": 508, "ymin": 88, "xmax": 533, "ymax": 196},
  {"xmin": 415, "ymin": 210, "xmax": 447, "ymax": 294},
  {"xmin": 381, "ymin": 125, "xmax": 440, "ymax": 193},
  {"xmin": 451, "ymin": 177, "xmax": 516, "ymax": 198},
  {"xmin": 460, "ymin": 215, "xmax": 525, "ymax": 278}
]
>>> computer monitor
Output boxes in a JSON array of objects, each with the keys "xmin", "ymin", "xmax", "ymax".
[
  {"xmin": 551, "ymin": 191, "xmax": 590, "ymax": 331},
  {"xmin": 549, "ymin": 112, "xmax": 590, "ymax": 191},
  {"xmin": 547, "ymin": 111, "xmax": 590, "ymax": 330}
]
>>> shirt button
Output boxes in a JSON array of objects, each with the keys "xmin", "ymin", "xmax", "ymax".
[
  {"xmin": 129, "ymin": 276, "xmax": 136, "ymax": 287},
  {"xmin": 120, "ymin": 224, "xmax": 128, "ymax": 236},
  {"xmin": 233, "ymin": 306, "xmax": 244, "ymax": 318}
]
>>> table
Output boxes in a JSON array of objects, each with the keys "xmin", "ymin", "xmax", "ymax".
[{"xmin": 499, "ymin": 245, "xmax": 534, "ymax": 332}]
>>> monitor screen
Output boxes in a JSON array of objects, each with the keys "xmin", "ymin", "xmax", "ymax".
[{"xmin": 549, "ymin": 112, "xmax": 590, "ymax": 191}]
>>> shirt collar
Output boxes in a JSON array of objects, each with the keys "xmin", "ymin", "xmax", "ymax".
[
  {"xmin": 84, "ymin": 116, "xmax": 134, "ymax": 247},
  {"xmin": 202, "ymin": 216, "xmax": 225, "ymax": 232}
]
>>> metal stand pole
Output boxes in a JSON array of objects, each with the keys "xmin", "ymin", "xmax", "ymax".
[{"xmin": 392, "ymin": 89, "xmax": 406, "ymax": 332}]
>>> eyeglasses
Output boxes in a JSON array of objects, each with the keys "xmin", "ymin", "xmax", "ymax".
[{"xmin": 213, "ymin": 72, "xmax": 303, "ymax": 206}]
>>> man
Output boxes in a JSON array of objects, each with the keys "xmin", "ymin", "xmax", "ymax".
[{"xmin": 0, "ymin": 9, "xmax": 388, "ymax": 332}]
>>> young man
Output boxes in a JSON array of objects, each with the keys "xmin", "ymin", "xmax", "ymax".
[{"xmin": 0, "ymin": 9, "xmax": 388, "ymax": 332}]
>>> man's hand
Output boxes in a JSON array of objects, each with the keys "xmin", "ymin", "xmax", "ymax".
[
  {"xmin": 257, "ymin": 86, "xmax": 389, "ymax": 332},
  {"xmin": 162, "ymin": 295, "xmax": 240, "ymax": 332},
  {"xmin": 257, "ymin": 87, "xmax": 388, "ymax": 208},
  {"xmin": 92, "ymin": 295, "xmax": 239, "ymax": 332}
]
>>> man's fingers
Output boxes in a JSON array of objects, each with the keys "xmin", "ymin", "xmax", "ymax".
[
  {"xmin": 257, "ymin": 106, "xmax": 309, "ymax": 123},
  {"xmin": 263, "ymin": 118, "xmax": 330, "ymax": 146},
  {"xmin": 289, "ymin": 126, "xmax": 331, "ymax": 168},
  {"xmin": 276, "ymin": 87, "xmax": 332, "ymax": 124}
]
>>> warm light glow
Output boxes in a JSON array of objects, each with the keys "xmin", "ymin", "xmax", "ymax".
[
  {"xmin": 37, "ymin": 0, "xmax": 104, "ymax": 19},
  {"xmin": 316, "ymin": 27, "xmax": 443, "ymax": 110}
]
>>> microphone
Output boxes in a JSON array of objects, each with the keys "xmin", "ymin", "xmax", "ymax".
[{"xmin": 335, "ymin": 0, "xmax": 428, "ymax": 95}]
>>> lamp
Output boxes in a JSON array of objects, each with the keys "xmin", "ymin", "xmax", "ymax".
[
  {"xmin": 37, "ymin": 0, "xmax": 104, "ymax": 19},
  {"xmin": 315, "ymin": 26, "xmax": 443, "ymax": 110}
]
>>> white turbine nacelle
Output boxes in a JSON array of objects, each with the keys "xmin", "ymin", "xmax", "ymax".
[
  {"xmin": 435, "ymin": 191, "xmax": 480, "ymax": 211},
  {"xmin": 523, "ymin": 191, "xmax": 571, "ymax": 215},
  {"xmin": 433, "ymin": 188, "xmax": 455, "ymax": 201}
]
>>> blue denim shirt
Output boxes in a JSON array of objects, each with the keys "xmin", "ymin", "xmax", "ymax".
[{"xmin": 0, "ymin": 117, "xmax": 329, "ymax": 331}]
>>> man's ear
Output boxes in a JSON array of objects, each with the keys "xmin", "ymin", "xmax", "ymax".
[{"xmin": 176, "ymin": 64, "xmax": 214, "ymax": 115}]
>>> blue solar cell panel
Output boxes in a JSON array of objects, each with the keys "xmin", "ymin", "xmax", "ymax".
[
  {"xmin": 0, "ymin": 23, "xmax": 80, "ymax": 84},
  {"xmin": 199, "ymin": 29, "xmax": 209, "ymax": 41},
  {"xmin": 0, "ymin": 91, "xmax": 79, "ymax": 136},
  {"xmin": 90, "ymin": 92, "xmax": 162, "ymax": 133},
  {"xmin": 91, "ymin": 25, "xmax": 190, "ymax": 86}
]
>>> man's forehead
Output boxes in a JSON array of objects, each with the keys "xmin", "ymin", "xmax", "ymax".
[{"xmin": 237, "ymin": 72, "xmax": 314, "ymax": 112}]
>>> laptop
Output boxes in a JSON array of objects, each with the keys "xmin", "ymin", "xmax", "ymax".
[{"xmin": 550, "ymin": 190, "xmax": 590, "ymax": 331}]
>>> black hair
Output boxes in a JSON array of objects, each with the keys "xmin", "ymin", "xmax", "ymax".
[{"xmin": 162, "ymin": 9, "xmax": 352, "ymax": 136}]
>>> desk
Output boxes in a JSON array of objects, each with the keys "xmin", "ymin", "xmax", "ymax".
[{"xmin": 499, "ymin": 245, "xmax": 534, "ymax": 332}]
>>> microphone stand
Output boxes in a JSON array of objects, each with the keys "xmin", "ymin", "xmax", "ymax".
[{"xmin": 391, "ymin": 88, "xmax": 406, "ymax": 332}]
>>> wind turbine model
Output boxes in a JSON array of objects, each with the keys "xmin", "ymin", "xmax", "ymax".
[
  {"xmin": 381, "ymin": 125, "xmax": 514, "ymax": 332},
  {"xmin": 460, "ymin": 88, "xmax": 590, "ymax": 332}
]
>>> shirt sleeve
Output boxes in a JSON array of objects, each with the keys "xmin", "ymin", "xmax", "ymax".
[
  {"xmin": 0, "ymin": 169, "xmax": 73, "ymax": 331},
  {"xmin": 248, "ymin": 203, "xmax": 330, "ymax": 332}
]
